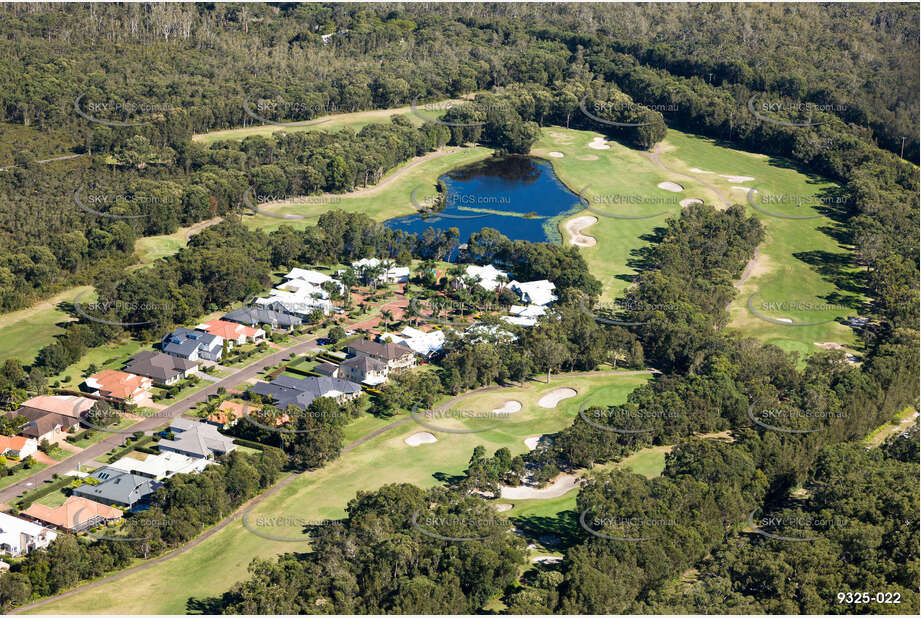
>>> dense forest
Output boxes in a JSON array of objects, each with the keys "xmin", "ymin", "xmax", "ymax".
[{"xmin": 0, "ymin": 3, "xmax": 917, "ymax": 615}]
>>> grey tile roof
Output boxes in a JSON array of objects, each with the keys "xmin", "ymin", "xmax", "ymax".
[
  {"xmin": 250, "ymin": 375, "xmax": 361, "ymax": 411},
  {"xmin": 72, "ymin": 466, "xmax": 158, "ymax": 508},
  {"xmin": 223, "ymin": 306, "xmax": 302, "ymax": 328},
  {"xmin": 125, "ymin": 351, "xmax": 197, "ymax": 382},
  {"xmin": 347, "ymin": 339, "xmax": 413, "ymax": 361},
  {"xmin": 161, "ymin": 328, "xmax": 220, "ymax": 358},
  {"xmin": 313, "ymin": 362, "xmax": 339, "ymax": 376},
  {"xmin": 341, "ymin": 355, "xmax": 386, "ymax": 373},
  {"xmin": 160, "ymin": 419, "xmax": 236, "ymax": 459}
]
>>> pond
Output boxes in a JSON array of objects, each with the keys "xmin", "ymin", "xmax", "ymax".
[{"xmin": 385, "ymin": 155, "xmax": 582, "ymax": 248}]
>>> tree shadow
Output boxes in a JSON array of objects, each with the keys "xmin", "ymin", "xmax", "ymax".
[
  {"xmin": 186, "ymin": 595, "xmax": 225, "ymax": 614},
  {"xmin": 791, "ymin": 250, "xmax": 868, "ymax": 298},
  {"xmin": 510, "ymin": 510, "xmax": 582, "ymax": 549},
  {"xmin": 433, "ymin": 471, "xmax": 466, "ymax": 486}
]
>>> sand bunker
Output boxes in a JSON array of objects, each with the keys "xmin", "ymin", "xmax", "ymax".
[
  {"xmin": 500, "ymin": 473, "xmax": 580, "ymax": 500},
  {"xmin": 404, "ymin": 432, "xmax": 438, "ymax": 446},
  {"xmin": 680, "ymin": 198, "xmax": 704, "ymax": 207},
  {"xmin": 537, "ymin": 388, "xmax": 578, "ymax": 408},
  {"xmin": 731, "ymin": 186, "xmax": 753, "ymax": 192},
  {"xmin": 720, "ymin": 175, "xmax": 755, "ymax": 183},
  {"xmin": 532, "ymin": 556, "xmax": 563, "ymax": 564},
  {"xmin": 492, "ymin": 400, "xmax": 522, "ymax": 415},
  {"xmin": 588, "ymin": 137, "xmax": 611, "ymax": 150},
  {"xmin": 565, "ymin": 215, "xmax": 598, "ymax": 247},
  {"xmin": 775, "ymin": 318, "xmax": 794, "ymax": 324},
  {"xmin": 814, "ymin": 342, "xmax": 844, "ymax": 350},
  {"xmin": 657, "ymin": 181, "xmax": 683, "ymax": 192},
  {"xmin": 689, "ymin": 167, "xmax": 714, "ymax": 174},
  {"xmin": 494, "ymin": 503, "xmax": 514, "ymax": 512},
  {"xmin": 548, "ymin": 151, "xmax": 564, "ymax": 158},
  {"xmin": 524, "ymin": 436, "xmax": 542, "ymax": 451},
  {"xmin": 576, "ymin": 154, "xmax": 599, "ymax": 161}
]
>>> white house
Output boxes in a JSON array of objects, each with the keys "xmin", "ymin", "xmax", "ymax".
[
  {"xmin": 352, "ymin": 258, "xmax": 410, "ymax": 284},
  {"xmin": 509, "ymin": 280, "xmax": 557, "ymax": 306},
  {"xmin": 0, "ymin": 435, "xmax": 39, "ymax": 459},
  {"xmin": 108, "ymin": 451, "xmax": 213, "ymax": 481},
  {"xmin": 381, "ymin": 327, "xmax": 446, "ymax": 357},
  {"xmin": 283, "ymin": 268, "xmax": 344, "ymax": 291},
  {"xmin": 465, "ymin": 264, "xmax": 510, "ymax": 291},
  {"xmin": 502, "ymin": 304, "xmax": 548, "ymax": 327},
  {"xmin": 255, "ymin": 289, "xmax": 335, "ymax": 316},
  {"xmin": 0, "ymin": 512, "xmax": 57, "ymax": 557}
]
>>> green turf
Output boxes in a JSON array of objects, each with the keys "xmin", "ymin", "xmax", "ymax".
[
  {"xmin": 26, "ymin": 373, "xmax": 649, "ymax": 614},
  {"xmin": 0, "ymin": 462, "xmax": 49, "ymax": 491},
  {"xmin": 0, "ymin": 286, "xmax": 91, "ymax": 365},
  {"xmin": 48, "ymin": 339, "xmax": 145, "ymax": 390}
]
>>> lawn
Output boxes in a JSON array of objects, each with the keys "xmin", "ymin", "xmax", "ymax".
[
  {"xmin": 0, "ymin": 286, "xmax": 90, "ymax": 365},
  {"xmin": 0, "ymin": 462, "xmax": 49, "ymax": 492},
  {"xmin": 67, "ymin": 417, "xmax": 137, "ymax": 449},
  {"xmin": 27, "ymin": 372, "xmax": 649, "ymax": 614}
]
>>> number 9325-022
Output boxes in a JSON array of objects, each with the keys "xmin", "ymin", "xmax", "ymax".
[{"xmin": 836, "ymin": 592, "xmax": 901, "ymax": 604}]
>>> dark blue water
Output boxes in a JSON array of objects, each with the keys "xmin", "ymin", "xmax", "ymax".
[{"xmin": 385, "ymin": 155, "xmax": 582, "ymax": 246}]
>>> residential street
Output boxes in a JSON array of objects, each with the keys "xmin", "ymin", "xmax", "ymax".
[{"xmin": 0, "ymin": 338, "xmax": 320, "ymax": 506}]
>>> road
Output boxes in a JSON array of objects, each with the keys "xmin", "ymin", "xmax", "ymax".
[
  {"xmin": 0, "ymin": 338, "xmax": 321, "ymax": 505},
  {"xmin": 0, "ymin": 153, "xmax": 85, "ymax": 171}
]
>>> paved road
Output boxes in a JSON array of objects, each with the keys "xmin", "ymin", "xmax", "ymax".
[{"xmin": 0, "ymin": 339, "xmax": 320, "ymax": 505}]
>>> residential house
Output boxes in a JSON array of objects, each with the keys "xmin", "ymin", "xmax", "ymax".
[
  {"xmin": 124, "ymin": 350, "xmax": 199, "ymax": 386},
  {"xmin": 223, "ymin": 306, "xmax": 302, "ymax": 332},
  {"xmin": 347, "ymin": 339, "xmax": 416, "ymax": 372},
  {"xmin": 161, "ymin": 327, "xmax": 224, "ymax": 362},
  {"xmin": 196, "ymin": 319, "xmax": 266, "ymax": 348},
  {"xmin": 22, "ymin": 496, "xmax": 123, "ymax": 533},
  {"xmin": 10, "ymin": 395, "xmax": 94, "ymax": 443},
  {"xmin": 283, "ymin": 267, "xmax": 341, "ymax": 288},
  {"xmin": 0, "ymin": 435, "xmax": 38, "ymax": 459},
  {"xmin": 502, "ymin": 304, "xmax": 548, "ymax": 327},
  {"xmin": 0, "ymin": 512, "xmax": 57, "ymax": 557},
  {"xmin": 108, "ymin": 451, "xmax": 212, "ymax": 481},
  {"xmin": 249, "ymin": 375, "xmax": 362, "ymax": 411},
  {"xmin": 84, "ymin": 369, "xmax": 153, "ymax": 404},
  {"xmin": 339, "ymin": 355, "xmax": 388, "ymax": 386},
  {"xmin": 254, "ymin": 289, "xmax": 335, "ymax": 317},
  {"xmin": 158, "ymin": 418, "xmax": 236, "ymax": 459},
  {"xmin": 71, "ymin": 466, "xmax": 158, "ymax": 509},
  {"xmin": 381, "ymin": 327, "xmax": 445, "ymax": 358},
  {"xmin": 312, "ymin": 362, "xmax": 340, "ymax": 378},
  {"xmin": 509, "ymin": 280, "xmax": 557, "ymax": 306},
  {"xmin": 203, "ymin": 400, "xmax": 246, "ymax": 428},
  {"xmin": 351, "ymin": 258, "xmax": 410, "ymax": 284},
  {"xmin": 465, "ymin": 264, "xmax": 510, "ymax": 290}
]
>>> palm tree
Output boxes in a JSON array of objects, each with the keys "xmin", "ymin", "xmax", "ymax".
[{"xmin": 339, "ymin": 267, "xmax": 358, "ymax": 306}]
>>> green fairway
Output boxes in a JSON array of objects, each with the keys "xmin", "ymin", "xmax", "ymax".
[
  {"xmin": 26, "ymin": 372, "xmax": 649, "ymax": 614},
  {"xmin": 192, "ymin": 99, "xmax": 458, "ymax": 145},
  {"xmin": 541, "ymin": 127, "xmax": 859, "ymax": 356},
  {"xmin": 0, "ymin": 286, "xmax": 90, "ymax": 365},
  {"xmin": 651, "ymin": 131, "xmax": 860, "ymax": 356}
]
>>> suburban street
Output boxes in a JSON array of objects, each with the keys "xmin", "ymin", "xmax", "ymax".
[{"xmin": 0, "ymin": 337, "xmax": 322, "ymax": 506}]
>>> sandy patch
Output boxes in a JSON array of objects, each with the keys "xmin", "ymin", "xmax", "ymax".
[
  {"xmin": 775, "ymin": 317, "xmax": 794, "ymax": 324},
  {"xmin": 576, "ymin": 154, "xmax": 599, "ymax": 161},
  {"xmin": 731, "ymin": 186, "xmax": 753, "ymax": 192},
  {"xmin": 524, "ymin": 436, "xmax": 542, "ymax": 450},
  {"xmin": 689, "ymin": 167, "xmax": 714, "ymax": 174},
  {"xmin": 720, "ymin": 175, "xmax": 755, "ymax": 183},
  {"xmin": 537, "ymin": 387, "xmax": 578, "ymax": 409},
  {"xmin": 565, "ymin": 215, "xmax": 598, "ymax": 248},
  {"xmin": 657, "ymin": 181, "xmax": 683, "ymax": 192},
  {"xmin": 814, "ymin": 342, "xmax": 844, "ymax": 350},
  {"xmin": 404, "ymin": 432, "xmax": 438, "ymax": 446},
  {"xmin": 532, "ymin": 556, "xmax": 563, "ymax": 564},
  {"xmin": 494, "ymin": 503, "xmax": 514, "ymax": 512},
  {"xmin": 492, "ymin": 400, "xmax": 522, "ymax": 415},
  {"xmin": 679, "ymin": 198, "xmax": 703, "ymax": 207},
  {"xmin": 588, "ymin": 136, "xmax": 610, "ymax": 150},
  {"xmin": 548, "ymin": 151, "xmax": 564, "ymax": 158},
  {"xmin": 501, "ymin": 473, "xmax": 580, "ymax": 500}
]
